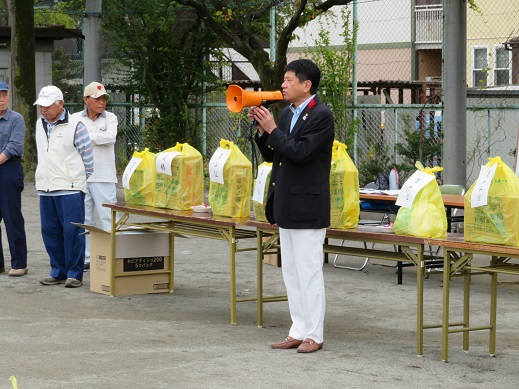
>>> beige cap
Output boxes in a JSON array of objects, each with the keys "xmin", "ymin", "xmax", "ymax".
[
  {"xmin": 33, "ymin": 85, "xmax": 64, "ymax": 107},
  {"xmin": 84, "ymin": 81, "xmax": 109, "ymax": 98}
]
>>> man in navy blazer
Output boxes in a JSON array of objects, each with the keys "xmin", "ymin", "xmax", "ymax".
[{"xmin": 251, "ymin": 59, "xmax": 334, "ymax": 353}]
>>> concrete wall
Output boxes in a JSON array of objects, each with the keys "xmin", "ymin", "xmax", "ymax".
[{"xmin": 0, "ymin": 40, "xmax": 54, "ymax": 107}]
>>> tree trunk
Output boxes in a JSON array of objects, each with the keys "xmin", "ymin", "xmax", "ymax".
[{"xmin": 4, "ymin": 0, "xmax": 37, "ymax": 178}]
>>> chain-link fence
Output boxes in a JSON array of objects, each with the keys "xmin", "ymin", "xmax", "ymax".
[
  {"xmin": 36, "ymin": 0, "xmax": 519, "ymax": 187},
  {"xmin": 199, "ymin": 0, "xmax": 519, "ymax": 187}
]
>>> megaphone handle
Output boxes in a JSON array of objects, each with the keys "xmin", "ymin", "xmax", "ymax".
[
  {"xmin": 252, "ymin": 100, "xmax": 270, "ymax": 126},
  {"xmin": 247, "ymin": 120, "xmax": 259, "ymax": 179}
]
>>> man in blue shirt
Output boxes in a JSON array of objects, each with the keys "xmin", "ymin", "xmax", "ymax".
[{"xmin": 0, "ymin": 81, "xmax": 28, "ymax": 276}]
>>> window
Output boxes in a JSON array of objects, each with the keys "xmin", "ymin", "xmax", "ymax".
[
  {"xmin": 473, "ymin": 47, "xmax": 488, "ymax": 87},
  {"xmin": 494, "ymin": 46, "xmax": 511, "ymax": 86}
]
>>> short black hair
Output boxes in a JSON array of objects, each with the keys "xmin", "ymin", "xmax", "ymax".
[{"xmin": 284, "ymin": 59, "xmax": 321, "ymax": 94}]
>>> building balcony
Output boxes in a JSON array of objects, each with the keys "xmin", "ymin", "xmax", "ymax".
[{"xmin": 415, "ymin": 4, "xmax": 443, "ymax": 44}]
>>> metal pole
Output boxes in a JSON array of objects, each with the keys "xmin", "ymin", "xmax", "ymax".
[
  {"xmin": 270, "ymin": 7, "xmax": 276, "ymax": 62},
  {"xmin": 443, "ymin": 0, "xmax": 467, "ymax": 186},
  {"xmin": 411, "ymin": 0, "xmax": 418, "ymax": 80},
  {"xmin": 352, "ymin": 0, "xmax": 358, "ymax": 165},
  {"xmin": 202, "ymin": 22, "xmax": 207, "ymax": 157},
  {"xmin": 84, "ymin": 0, "xmax": 103, "ymax": 85},
  {"xmin": 395, "ymin": 109, "xmax": 399, "ymax": 164}
]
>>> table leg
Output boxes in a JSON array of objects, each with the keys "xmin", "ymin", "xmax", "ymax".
[
  {"xmin": 416, "ymin": 246, "xmax": 424, "ymax": 357},
  {"xmin": 169, "ymin": 231, "xmax": 175, "ymax": 293},
  {"xmin": 109, "ymin": 209, "xmax": 117, "ymax": 297},
  {"xmin": 257, "ymin": 230, "xmax": 264, "ymax": 328},
  {"xmin": 463, "ymin": 269, "xmax": 471, "ymax": 352},
  {"xmin": 489, "ymin": 272, "xmax": 497, "ymax": 356},
  {"xmin": 446, "ymin": 206, "xmax": 452, "ymax": 233},
  {"xmin": 230, "ymin": 226, "xmax": 237, "ymax": 325},
  {"xmin": 441, "ymin": 249, "xmax": 451, "ymax": 362}
]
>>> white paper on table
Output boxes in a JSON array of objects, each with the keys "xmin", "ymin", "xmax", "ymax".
[
  {"xmin": 209, "ymin": 147, "xmax": 232, "ymax": 185},
  {"xmin": 395, "ymin": 170, "xmax": 435, "ymax": 208},
  {"xmin": 380, "ymin": 190, "xmax": 401, "ymax": 196},
  {"xmin": 122, "ymin": 157, "xmax": 143, "ymax": 190},
  {"xmin": 470, "ymin": 163, "xmax": 498, "ymax": 208},
  {"xmin": 155, "ymin": 151, "xmax": 181, "ymax": 176},
  {"xmin": 359, "ymin": 188, "xmax": 381, "ymax": 194},
  {"xmin": 252, "ymin": 164, "xmax": 272, "ymax": 203}
]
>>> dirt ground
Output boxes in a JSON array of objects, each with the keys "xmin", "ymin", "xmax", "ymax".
[{"xmin": 0, "ymin": 182, "xmax": 518, "ymax": 388}]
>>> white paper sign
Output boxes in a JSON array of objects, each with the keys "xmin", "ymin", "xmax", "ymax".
[
  {"xmin": 209, "ymin": 147, "xmax": 232, "ymax": 185},
  {"xmin": 155, "ymin": 151, "xmax": 181, "ymax": 176},
  {"xmin": 470, "ymin": 163, "xmax": 498, "ymax": 208},
  {"xmin": 122, "ymin": 157, "xmax": 143, "ymax": 190},
  {"xmin": 252, "ymin": 164, "xmax": 272, "ymax": 203},
  {"xmin": 395, "ymin": 169, "xmax": 436, "ymax": 208}
]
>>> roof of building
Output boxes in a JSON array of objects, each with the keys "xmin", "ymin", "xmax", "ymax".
[{"xmin": 0, "ymin": 26, "xmax": 84, "ymax": 40}]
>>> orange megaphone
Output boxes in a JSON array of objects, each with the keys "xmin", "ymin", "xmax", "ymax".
[{"xmin": 226, "ymin": 84, "xmax": 283, "ymax": 112}]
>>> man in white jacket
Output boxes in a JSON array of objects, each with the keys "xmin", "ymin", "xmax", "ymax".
[
  {"xmin": 34, "ymin": 85, "xmax": 94, "ymax": 288},
  {"xmin": 71, "ymin": 82, "xmax": 118, "ymax": 271}
]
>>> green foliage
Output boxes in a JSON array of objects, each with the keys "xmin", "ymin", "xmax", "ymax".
[
  {"xmin": 358, "ymin": 137, "xmax": 392, "ymax": 187},
  {"xmin": 52, "ymin": 48, "xmax": 83, "ymax": 105},
  {"xmin": 394, "ymin": 113, "xmax": 443, "ymax": 182},
  {"xmin": 468, "ymin": 0, "xmax": 481, "ymax": 13},
  {"xmin": 171, "ymin": 1, "xmax": 353, "ymax": 96},
  {"xmin": 311, "ymin": 7, "xmax": 359, "ymax": 150},
  {"xmin": 103, "ymin": 0, "xmax": 220, "ymax": 152},
  {"xmin": 34, "ymin": 0, "xmax": 80, "ymax": 28}
]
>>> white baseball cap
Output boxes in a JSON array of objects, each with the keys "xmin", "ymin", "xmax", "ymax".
[
  {"xmin": 84, "ymin": 81, "xmax": 109, "ymax": 98},
  {"xmin": 34, "ymin": 85, "xmax": 64, "ymax": 107}
]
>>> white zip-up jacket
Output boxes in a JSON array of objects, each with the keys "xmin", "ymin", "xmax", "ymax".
[{"xmin": 35, "ymin": 115, "xmax": 88, "ymax": 193}]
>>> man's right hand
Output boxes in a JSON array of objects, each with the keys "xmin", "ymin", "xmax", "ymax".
[{"xmin": 248, "ymin": 107, "xmax": 265, "ymax": 135}]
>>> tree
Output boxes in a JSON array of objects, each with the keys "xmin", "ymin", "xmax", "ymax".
[
  {"xmin": 0, "ymin": 0, "xmax": 82, "ymax": 177},
  {"xmin": 311, "ymin": 6, "xmax": 358, "ymax": 149},
  {"xmin": 394, "ymin": 113, "xmax": 443, "ymax": 182},
  {"xmin": 2, "ymin": 0, "xmax": 37, "ymax": 177},
  {"xmin": 102, "ymin": 1, "xmax": 220, "ymax": 151},
  {"xmin": 175, "ymin": 0, "xmax": 354, "ymax": 92}
]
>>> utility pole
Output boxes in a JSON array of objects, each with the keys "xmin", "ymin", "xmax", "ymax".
[
  {"xmin": 442, "ymin": 0, "xmax": 467, "ymax": 186},
  {"xmin": 84, "ymin": 0, "xmax": 102, "ymax": 85}
]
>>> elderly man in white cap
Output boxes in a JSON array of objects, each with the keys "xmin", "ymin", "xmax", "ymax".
[
  {"xmin": 71, "ymin": 81, "xmax": 118, "ymax": 271},
  {"xmin": 34, "ymin": 85, "xmax": 94, "ymax": 288}
]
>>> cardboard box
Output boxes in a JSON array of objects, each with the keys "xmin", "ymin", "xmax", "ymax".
[
  {"xmin": 262, "ymin": 236, "xmax": 280, "ymax": 267},
  {"xmin": 80, "ymin": 225, "xmax": 171, "ymax": 296}
]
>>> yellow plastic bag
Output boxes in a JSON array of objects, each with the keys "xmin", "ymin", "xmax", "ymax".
[
  {"xmin": 252, "ymin": 162, "xmax": 272, "ymax": 222},
  {"xmin": 393, "ymin": 162, "xmax": 447, "ymax": 238},
  {"xmin": 330, "ymin": 141, "xmax": 359, "ymax": 229},
  {"xmin": 464, "ymin": 157, "xmax": 519, "ymax": 246},
  {"xmin": 123, "ymin": 148, "xmax": 156, "ymax": 206},
  {"xmin": 208, "ymin": 139, "xmax": 252, "ymax": 218},
  {"xmin": 153, "ymin": 143, "xmax": 204, "ymax": 210}
]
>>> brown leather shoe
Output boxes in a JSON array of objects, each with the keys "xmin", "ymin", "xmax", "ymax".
[
  {"xmin": 297, "ymin": 338, "xmax": 323, "ymax": 353},
  {"xmin": 271, "ymin": 336, "xmax": 303, "ymax": 349}
]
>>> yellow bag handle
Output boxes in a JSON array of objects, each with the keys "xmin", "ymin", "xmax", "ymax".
[
  {"xmin": 487, "ymin": 156, "xmax": 502, "ymax": 166},
  {"xmin": 219, "ymin": 139, "xmax": 233, "ymax": 149},
  {"xmin": 333, "ymin": 139, "xmax": 347, "ymax": 152},
  {"xmin": 415, "ymin": 161, "xmax": 443, "ymax": 175}
]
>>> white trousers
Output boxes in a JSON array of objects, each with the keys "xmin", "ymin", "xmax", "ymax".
[
  {"xmin": 85, "ymin": 182, "xmax": 118, "ymax": 263},
  {"xmin": 279, "ymin": 227, "xmax": 326, "ymax": 343}
]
